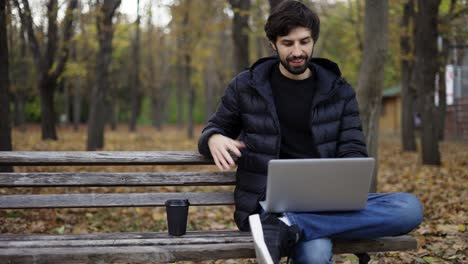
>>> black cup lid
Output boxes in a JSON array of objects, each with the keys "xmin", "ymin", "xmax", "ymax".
[{"xmin": 165, "ymin": 199, "xmax": 189, "ymax": 206}]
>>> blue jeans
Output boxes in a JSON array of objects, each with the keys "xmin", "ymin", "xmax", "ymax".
[{"xmin": 283, "ymin": 193, "xmax": 423, "ymax": 264}]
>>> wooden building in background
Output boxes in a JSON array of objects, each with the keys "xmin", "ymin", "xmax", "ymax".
[
  {"xmin": 380, "ymin": 86, "xmax": 401, "ymax": 134},
  {"xmin": 379, "ymin": 85, "xmax": 468, "ymax": 139}
]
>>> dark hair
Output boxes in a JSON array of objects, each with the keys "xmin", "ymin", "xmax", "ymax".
[{"xmin": 264, "ymin": 0, "xmax": 320, "ymax": 43}]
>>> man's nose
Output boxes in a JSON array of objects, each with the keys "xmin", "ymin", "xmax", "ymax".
[{"xmin": 291, "ymin": 44, "xmax": 302, "ymax": 56}]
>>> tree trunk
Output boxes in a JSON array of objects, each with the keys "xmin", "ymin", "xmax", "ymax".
[
  {"xmin": 180, "ymin": 0, "xmax": 194, "ymax": 138},
  {"xmin": 0, "ymin": 0, "xmax": 13, "ymax": 172},
  {"xmin": 347, "ymin": 0, "xmax": 364, "ymax": 52},
  {"xmin": 151, "ymin": 94, "xmax": 162, "ymax": 130},
  {"xmin": 13, "ymin": 9, "xmax": 27, "ymax": 132},
  {"xmin": 87, "ymin": 0, "xmax": 121, "ymax": 151},
  {"xmin": 436, "ymin": 37, "xmax": 449, "ymax": 141},
  {"xmin": 72, "ymin": 77, "xmax": 81, "ymax": 131},
  {"xmin": 14, "ymin": 0, "xmax": 78, "ymax": 140},
  {"xmin": 38, "ymin": 76, "xmax": 58, "ymax": 140},
  {"xmin": 400, "ymin": 0, "xmax": 417, "ymax": 151},
  {"xmin": 356, "ymin": 0, "xmax": 389, "ymax": 192},
  {"xmin": 129, "ymin": 0, "xmax": 140, "ymax": 132},
  {"xmin": 229, "ymin": 0, "xmax": 251, "ymax": 72},
  {"xmin": 186, "ymin": 54, "xmax": 194, "ymax": 139},
  {"xmin": 109, "ymin": 98, "xmax": 117, "ymax": 131},
  {"xmin": 147, "ymin": 14, "xmax": 163, "ymax": 131},
  {"xmin": 413, "ymin": 0, "xmax": 441, "ymax": 165},
  {"xmin": 176, "ymin": 36, "xmax": 184, "ymax": 129}
]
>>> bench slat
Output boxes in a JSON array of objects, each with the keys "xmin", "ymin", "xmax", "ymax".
[
  {"xmin": 0, "ymin": 151, "xmax": 213, "ymax": 166},
  {"xmin": 0, "ymin": 171, "xmax": 236, "ymax": 187},
  {"xmin": 0, "ymin": 244, "xmax": 256, "ymax": 263},
  {"xmin": 0, "ymin": 234, "xmax": 418, "ymax": 253},
  {"xmin": 0, "ymin": 230, "xmax": 250, "ymax": 241},
  {"xmin": 0, "ymin": 231, "xmax": 418, "ymax": 263},
  {"xmin": 0, "ymin": 192, "xmax": 234, "ymax": 208}
]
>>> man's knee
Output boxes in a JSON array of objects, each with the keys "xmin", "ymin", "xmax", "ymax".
[
  {"xmin": 294, "ymin": 238, "xmax": 333, "ymax": 264},
  {"xmin": 389, "ymin": 193, "xmax": 424, "ymax": 232}
]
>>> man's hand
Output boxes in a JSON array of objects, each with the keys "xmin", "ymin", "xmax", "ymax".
[{"xmin": 208, "ymin": 134, "xmax": 246, "ymax": 171}]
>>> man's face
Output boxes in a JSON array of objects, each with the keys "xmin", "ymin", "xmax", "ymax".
[{"xmin": 272, "ymin": 27, "xmax": 314, "ymax": 79}]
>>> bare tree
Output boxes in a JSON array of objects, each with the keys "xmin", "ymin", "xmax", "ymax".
[
  {"xmin": 228, "ymin": 0, "xmax": 251, "ymax": 72},
  {"xmin": 356, "ymin": 0, "xmax": 389, "ymax": 192},
  {"xmin": 87, "ymin": 0, "xmax": 121, "ymax": 150},
  {"xmin": 182, "ymin": 0, "xmax": 195, "ymax": 138},
  {"xmin": 346, "ymin": 0, "xmax": 363, "ymax": 52},
  {"xmin": 9, "ymin": 3, "xmax": 28, "ymax": 132},
  {"xmin": 412, "ymin": 0, "xmax": 441, "ymax": 165},
  {"xmin": 129, "ymin": 0, "xmax": 141, "ymax": 132},
  {"xmin": 400, "ymin": 0, "xmax": 417, "ymax": 151},
  {"xmin": 14, "ymin": 0, "xmax": 78, "ymax": 140},
  {"xmin": 0, "ymin": 0, "xmax": 13, "ymax": 172},
  {"xmin": 436, "ymin": 0, "xmax": 465, "ymax": 141}
]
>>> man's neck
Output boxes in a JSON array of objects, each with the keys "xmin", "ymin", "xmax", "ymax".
[{"xmin": 278, "ymin": 63, "xmax": 312, "ymax": 80}]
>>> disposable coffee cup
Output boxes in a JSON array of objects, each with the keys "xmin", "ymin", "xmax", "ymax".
[{"xmin": 165, "ymin": 199, "xmax": 189, "ymax": 236}]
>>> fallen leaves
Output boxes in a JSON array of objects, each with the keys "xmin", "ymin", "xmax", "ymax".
[{"xmin": 1, "ymin": 125, "xmax": 466, "ymax": 263}]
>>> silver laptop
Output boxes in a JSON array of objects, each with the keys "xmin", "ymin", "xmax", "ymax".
[{"xmin": 259, "ymin": 158, "xmax": 375, "ymax": 213}]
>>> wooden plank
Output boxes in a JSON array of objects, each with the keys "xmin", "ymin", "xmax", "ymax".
[
  {"xmin": 0, "ymin": 192, "xmax": 234, "ymax": 208},
  {"xmin": 0, "ymin": 234, "xmax": 418, "ymax": 253},
  {"xmin": 0, "ymin": 230, "xmax": 417, "ymax": 252},
  {"xmin": 0, "ymin": 230, "xmax": 249, "ymax": 241},
  {"xmin": 0, "ymin": 151, "xmax": 215, "ymax": 166},
  {"xmin": 0, "ymin": 171, "xmax": 236, "ymax": 187},
  {"xmin": 0, "ymin": 235, "xmax": 253, "ymax": 248},
  {"xmin": 0, "ymin": 234, "xmax": 418, "ymax": 263},
  {"xmin": 333, "ymin": 236, "xmax": 418, "ymax": 253},
  {"xmin": 0, "ymin": 244, "xmax": 256, "ymax": 263}
]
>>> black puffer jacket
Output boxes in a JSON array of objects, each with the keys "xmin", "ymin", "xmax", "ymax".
[{"xmin": 198, "ymin": 57, "xmax": 368, "ymax": 231}]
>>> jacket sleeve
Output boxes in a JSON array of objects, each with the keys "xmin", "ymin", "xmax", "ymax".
[
  {"xmin": 198, "ymin": 77, "xmax": 242, "ymax": 158},
  {"xmin": 336, "ymin": 85, "xmax": 368, "ymax": 158}
]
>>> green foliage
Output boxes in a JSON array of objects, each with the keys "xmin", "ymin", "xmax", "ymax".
[
  {"xmin": 7, "ymin": 0, "xmax": 463, "ymax": 129},
  {"xmin": 24, "ymin": 97, "xmax": 41, "ymax": 122},
  {"xmin": 137, "ymin": 96, "xmax": 152, "ymax": 125}
]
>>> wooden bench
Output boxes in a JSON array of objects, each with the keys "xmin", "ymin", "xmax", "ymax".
[{"xmin": 0, "ymin": 151, "xmax": 417, "ymax": 263}]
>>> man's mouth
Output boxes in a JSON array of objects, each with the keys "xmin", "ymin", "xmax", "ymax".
[{"xmin": 288, "ymin": 57, "xmax": 306, "ymax": 67}]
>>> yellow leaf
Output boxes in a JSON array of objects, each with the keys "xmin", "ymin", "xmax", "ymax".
[
  {"xmin": 423, "ymin": 256, "xmax": 436, "ymax": 263},
  {"xmin": 458, "ymin": 224, "xmax": 465, "ymax": 232}
]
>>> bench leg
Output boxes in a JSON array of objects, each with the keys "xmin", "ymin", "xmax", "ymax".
[{"xmin": 356, "ymin": 253, "xmax": 370, "ymax": 264}]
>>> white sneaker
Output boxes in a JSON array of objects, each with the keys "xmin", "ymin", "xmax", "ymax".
[{"xmin": 249, "ymin": 214, "xmax": 274, "ymax": 264}]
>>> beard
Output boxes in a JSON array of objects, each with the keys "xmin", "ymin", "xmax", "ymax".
[{"xmin": 279, "ymin": 54, "xmax": 311, "ymax": 75}]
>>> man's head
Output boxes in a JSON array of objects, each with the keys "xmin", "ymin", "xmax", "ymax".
[{"xmin": 264, "ymin": 1, "xmax": 320, "ymax": 79}]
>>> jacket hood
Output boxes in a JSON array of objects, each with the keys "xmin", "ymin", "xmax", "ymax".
[
  {"xmin": 249, "ymin": 56, "xmax": 342, "ymax": 77},
  {"xmin": 248, "ymin": 56, "xmax": 345, "ymax": 108}
]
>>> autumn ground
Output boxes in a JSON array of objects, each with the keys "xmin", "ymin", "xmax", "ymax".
[{"xmin": 1, "ymin": 125, "xmax": 466, "ymax": 264}]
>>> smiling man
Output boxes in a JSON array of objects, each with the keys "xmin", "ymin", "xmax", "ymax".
[{"xmin": 198, "ymin": 1, "xmax": 423, "ymax": 263}]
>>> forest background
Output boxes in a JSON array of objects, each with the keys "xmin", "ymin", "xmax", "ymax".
[{"xmin": 0, "ymin": 0, "xmax": 467, "ymax": 263}]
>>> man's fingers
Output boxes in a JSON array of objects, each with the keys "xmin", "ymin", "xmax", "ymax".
[
  {"xmin": 232, "ymin": 140, "xmax": 246, "ymax": 148},
  {"xmin": 208, "ymin": 136, "xmax": 246, "ymax": 171},
  {"xmin": 215, "ymin": 150, "xmax": 231, "ymax": 170},
  {"xmin": 221, "ymin": 149, "xmax": 236, "ymax": 168},
  {"xmin": 211, "ymin": 152, "xmax": 223, "ymax": 171},
  {"xmin": 228, "ymin": 143, "xmax": 242, "ymax": 157}
]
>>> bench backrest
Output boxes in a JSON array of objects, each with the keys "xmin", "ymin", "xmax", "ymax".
[{"xmin": 0, "ymin": 151, "xmax": 234, "ymax": 209}]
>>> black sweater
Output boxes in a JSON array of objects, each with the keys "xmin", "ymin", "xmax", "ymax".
[{"xmin": 270, "ymin": 63, "xmax": 319, "ymax": 159}]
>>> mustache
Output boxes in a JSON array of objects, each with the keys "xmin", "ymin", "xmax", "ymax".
[{"xmin": 287, "ymin": 55, "xmax": 308, "ymax": 61}]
